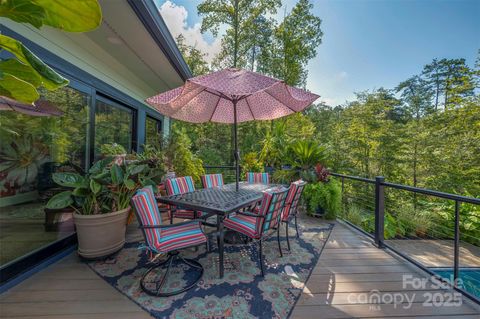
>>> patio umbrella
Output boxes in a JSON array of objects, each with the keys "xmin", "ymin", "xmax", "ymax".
[
  {"xmin": 146, "ymin": 68, "xmax": 319, "ymax": 190},
  {"xmin": 0, "ymin": 96, "xmax": 64, "ymax": 117}
]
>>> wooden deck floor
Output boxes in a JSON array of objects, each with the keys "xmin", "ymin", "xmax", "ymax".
[{"xmin": 1, "ymin": 220, "xmax": 479, "ymax": 318}]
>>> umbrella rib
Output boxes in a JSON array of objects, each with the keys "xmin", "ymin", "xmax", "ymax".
[
  {"xmin": 244, "ymin": 96, "xmax": 256, "ymax": 121},
  {"xmin": 264, "ymin": 86, "xmax": 297, "ymax": 114},
  {"xmin": 209, "ymin": 95, "xmax": 222, "ymax": 122}
]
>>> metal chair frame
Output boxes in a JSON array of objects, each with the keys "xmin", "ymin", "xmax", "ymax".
[{"xmin": 131, "ymin": 196, "xmax": 208, "ymax": 297}]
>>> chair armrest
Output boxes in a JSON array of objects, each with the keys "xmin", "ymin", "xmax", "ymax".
[{"xmin": 236, "ymin": 211, "xmax": 265, "ymax": 218}]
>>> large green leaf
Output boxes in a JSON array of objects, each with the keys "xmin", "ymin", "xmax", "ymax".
[
  {"xmin": 0, "ymin": 0, "xmax": 102, "ymax": 32},
  {"xmin": 0, "ymin": 34, "xmax": 69, "ymax": 90},
  {"xmin": 0, "ymin": 73, "xmax": 39, "ymax": 103},
  {"xmin": 46, "ymin": 191, "xmax": 73, "ymax": 209},
  {"xmin": 88, "ymin": 157, "xmax": 113, "ymax": 175},
  {"xmin": 0, "ymin": 59, "xmax": 42, "ymax": 88},
  {"xmin": 52, "ymin": 172, "xmax": 87, "ymax": 188},
  {"xmin": 0, "ymin": 0, "xmax": 45, "ymax": 28},
  {"xmin": 90, "ymin": 179, "xmax": 102, "ymax": 194},
  {"xmin": 32, "ymin": 0, "xmax": 102, "ymax": 32},
  {"xmin": 110, "ymin": 164, "xmax": 123, "ymax": 186}
]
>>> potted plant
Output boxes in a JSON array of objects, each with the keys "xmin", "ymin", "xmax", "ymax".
[
  {"xmin": 302, "ymin": 164, "xmax": 341, "ymax": 219},
  {"xmin": 46, "ymin": 157, "xmax": 152, "ymax": 258}
]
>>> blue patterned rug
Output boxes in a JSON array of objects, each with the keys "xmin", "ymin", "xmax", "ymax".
[{"xmin": 88, "ymin": 220, "xmax": 333, "ymax": 319}]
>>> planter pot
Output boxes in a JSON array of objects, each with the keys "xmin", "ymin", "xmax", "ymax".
[
  {"xmin": 44, "ymin": 207, "xmax": 74, "ymax": 232},
  {"xmin": 74, "ymin": 207, "xmax": 130, "ymax": 259}
]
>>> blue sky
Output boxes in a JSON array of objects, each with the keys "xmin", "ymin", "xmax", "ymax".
[{"xmin": 156, "ymin": 0, "xmax": 479, "ymax": 105}]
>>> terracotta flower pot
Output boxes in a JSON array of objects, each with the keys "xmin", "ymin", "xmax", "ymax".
[{"xmin": 73, "ymin": 207, "xmax": 130, "ymax": 259}]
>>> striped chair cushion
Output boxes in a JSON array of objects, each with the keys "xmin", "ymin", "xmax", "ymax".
[
  {"xmin": 201, "ymin": 173, "xmax": 224, "ymax": 188},
  {"xmin": 246, "ymin": 172, "xmax": 270, "ymax": 184},
  {"xmin": 165, "ymin": 176, "xmax": 206, "ymax": 219},
  {"xmin": 281, "ymin": 180, "xmax": 306, "ymax": 222},
  {"xmin": 165, "ymin": 176, "xmax": 195, "ymax": 195},
  {"xmin": 155, "ymin": 221, "xmax": 207, "ymax": 253},
  {"xmin": 224, "ymin": 214, "xmax": 260, "ymax": 239},
  {"xmin": 131, "ymin": 186, "xmax": 163, "ymax": 250},
  {"xmin": 257, "ymin": 187, "xmax": 289, "ymax": 234}
]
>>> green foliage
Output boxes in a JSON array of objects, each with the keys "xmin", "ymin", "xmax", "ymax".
[
  {"xmin": 303, "ymin": 180, "xmax": 341, "ymax": 220},
  {"xmin": 288, "ymin": 140, "xmax": 326, "ymax": 170},
  {"xmin": 241, "ymin": 152, "xmax": 263, "ymax": 177},
  {"xmin": 198, "ymin": 0, "xmax": 281, "ymax": 68},
  {"xmin": 165, "ymin": 128, "xmax": 205, "ymax": 183},
  {"xmin": 46, "ymin": 157, "xmax": 153, "ymax": 214},
  {"xmin": 100, "ymin": 143, "xmax": 127, "ymax": 156},
  {"xmin": 271, "ymin": 169, "xmax": 297, "ymax": 184},
  {"xmin": 0, "ymin": 0, "xmax": 102, "ymax": 103}
]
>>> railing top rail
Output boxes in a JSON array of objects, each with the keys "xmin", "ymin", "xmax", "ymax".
[
  {"xmin": 331, "ymin": 172, "xmax": 480, "ymax": 205},
  {"xmin": 204, "ymin": 165, "xmax": 237, "ymax": 169}
]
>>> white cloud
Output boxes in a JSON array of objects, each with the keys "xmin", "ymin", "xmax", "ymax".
[
  {"xmin": 335, "ymin": 71, "xmax": 348, "ymax": 81},
  {"xmin": 159, "ymin": 1, "xmax": 222, "ymax": 63}
]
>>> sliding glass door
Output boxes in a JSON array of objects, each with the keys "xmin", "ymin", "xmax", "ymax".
[
  {"xmin": 94, "ymin": 97, "xmax": 134, "ymax": 160},
  {"xmin": 0, "ymin": 85, "xmax": 90, "ymax": 267}
]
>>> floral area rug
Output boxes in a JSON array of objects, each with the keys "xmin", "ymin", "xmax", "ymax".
[{"xmin": 88, "ymin": 220, "xmax": 333, "ymax": 319}]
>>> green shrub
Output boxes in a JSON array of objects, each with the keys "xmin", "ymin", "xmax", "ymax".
[
  {"xmin": 166, "ymin": 129, "xmax": 205, "ymax": 183},
  {"xmin": 100, "ymin": 143, "xmax": 126, "ymax": 156},
  {"xmin": 303, "ymin": 180, "xmax": 341, "ymax": 219},
  {"xmin": 272, "ymin": 169, "xmax": 297, "ymax": 184},
  {"xmin": 241, "ymin": 152, "xmax": 264, "ymax": 177}
]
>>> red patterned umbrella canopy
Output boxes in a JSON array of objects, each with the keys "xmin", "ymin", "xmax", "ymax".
[{"xmin": 146, "ymin": 68, "xmax": 319, "ymax": 189}]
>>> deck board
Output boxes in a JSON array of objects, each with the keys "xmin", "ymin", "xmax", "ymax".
[{"xmin": 1, "ymin": 219, "xmax": 478, "ymax": 318}]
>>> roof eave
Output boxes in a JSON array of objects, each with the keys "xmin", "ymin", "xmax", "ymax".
[{"xmin": 127, "ymin": 0, "xmax": 192, "ymax": 81}]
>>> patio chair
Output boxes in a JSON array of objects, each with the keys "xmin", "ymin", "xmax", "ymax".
[
  {"xmin": 280, "ymin": 180, "xmax": 307, "ymax": 251},
  {"xmin": 223, "ymin": 187, "xmax": 290, "ymax": 276},
  {"xmin": 201, "ymin": 173, "xmax": 224, "ymax": 188},
  {"xmin": 165, "ymin": 176, "xmax": 205, "ymax": 223},
  {"xmin": 246, "ymin": 172, "xmax": 270, "ymax": 184},
  {"xmin": 131, "ymin": 186, "xmax": 208, "ymax": 296}
]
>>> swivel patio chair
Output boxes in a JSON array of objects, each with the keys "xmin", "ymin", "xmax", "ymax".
[
  {"xmin": 280, "ymin": 180, "xmax": 307, "ymax": 251},
  {"xmin": 165, "ymin": 176, "xmax": 205, "ymax": 223},
  {"xmin": 223, "ymin": 187, "xmax": 289, "ymax": 276},
  {"xmin": 246, "ymin": 172, "xmax": 270, "ymax": 184},
  {"xmin": 201, "ymin": 173, "xmax": 224, "ymax": 188},
  {"xmin": 131, "ymin": 186, "xmax": 208, "ymax": 296}
]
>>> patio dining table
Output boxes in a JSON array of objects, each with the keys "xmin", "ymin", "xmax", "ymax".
[{"xmin": 156, "ymin": 182, "xmax": 276, "ymax": 278}]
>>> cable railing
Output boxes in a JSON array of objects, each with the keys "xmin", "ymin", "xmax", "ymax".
[
  {"xmin": 330, "ymin": 172, "xmax": 480, "ymax": 305},
  {"xmin": 203, "ymin": 165, "xmax": 239, "ymax": 184}
]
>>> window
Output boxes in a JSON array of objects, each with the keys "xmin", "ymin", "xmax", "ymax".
[
  {"xmin": 94, "ymin": 98, "xmax": 134, "ymax": 159},
  {"xmin": 145, "ymin": 116, "xmax": 162, "ymax": 148},
  {"xmin": 0, "ymin": 86, "xmax": 89, "ymax": 266}
]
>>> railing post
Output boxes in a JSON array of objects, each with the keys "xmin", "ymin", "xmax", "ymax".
[
  {"xmin": 454, "ymin": 200, "xmax": 460, "ymax": 287},
  {"xmin": 374, "ymin": 176, "xmax": 385, "ymax": 248},
  {"xmin": 341, "ymin": 176, "xmax": 345, "ymax": 216}
]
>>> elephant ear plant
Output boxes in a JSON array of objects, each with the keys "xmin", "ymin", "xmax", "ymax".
[
  {"xmin": 46, "ymin": 157, "xmax": 113, "ymax": 214},
  {"xmin": 46, "ymin": 158, "xmax": 153, "ymax": 214}
]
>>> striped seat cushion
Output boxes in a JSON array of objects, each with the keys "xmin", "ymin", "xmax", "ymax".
[
  {"xmin": 155, "ymin": 221, "xmax": 207, "ymax": 253},
  {"xmin": 201, "ymin": 174, "xmax": 224, "ymax": 188},
  {"xmin": 172, "ymin": 209, "xmax": 206, "ymax": 219},
  {"xmin": 246, "ymin": 172, "xmax": 270, "ymax": 184},
  {"xmin": 224, "ymin": 213, "xmax": 260, "ymax": 239}
]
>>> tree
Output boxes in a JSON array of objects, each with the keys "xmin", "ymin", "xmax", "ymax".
[
  {"xmin": 421, "ymin": 58, "xmax": 476, "ymax": 110},
  {"xmin": 198, "ymin": 0, "xmax": 281, "ymax": 69},
  {"xmin": 175, "ymin": 34, "xmax": 210, "ymax": 76},
  {"xmin": 396, "ymin": 75, "xmax": 434, "ymax": 120}
]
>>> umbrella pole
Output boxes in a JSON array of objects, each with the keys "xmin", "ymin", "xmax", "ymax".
[{"xmin": 233, "ymin": 99, "xmax": 239, "ymax": 191}]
